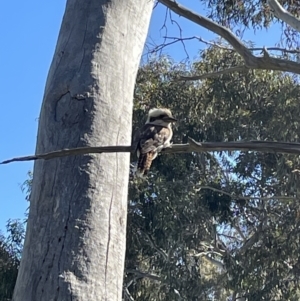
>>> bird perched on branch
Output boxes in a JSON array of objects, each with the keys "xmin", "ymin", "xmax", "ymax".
[{"xmin": 133, "ymin": 108, "xmax": 177, "ymax": 177}]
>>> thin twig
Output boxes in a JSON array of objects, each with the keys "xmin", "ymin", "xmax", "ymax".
[
  {"xmin": 195, "ymin": 185, "xmax": 297, "ymax": 201},
  {"xmin": 124, "ymin": 288, "xmax": 135, "ymax": 301},
  {"xmin": 162, "ymin": 36, "xmax": 300, "ymax": 54},
  {"xmin": 238, "ymin": 222, "xmax": 265, "ymax": 255},
  {"xmin": 141, "ymin": 231, "xmax": 168, "ymax": 261},
  {"xmin": 176, "ymin": 65, "xmax": 248, "ymax": 81},
  {"xmin": 158, "ymin": 0, "xmax": 300, "ymax": 75},
  {"xmin": 126, "ymin": 269, "xmax": 161, "ymax": 281},
  {"xmin": 232, "ymin": 225, "xmax": 246, "ymax": 241}
]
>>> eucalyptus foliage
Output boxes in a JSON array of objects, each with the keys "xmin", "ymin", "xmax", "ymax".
[
  {"xmin": 125, "ymin": 49, "xmax": 300, "ymax": 300},
  {"xmin": 0, "ymin": 219, "xmax": 24, "ymax": 300}
]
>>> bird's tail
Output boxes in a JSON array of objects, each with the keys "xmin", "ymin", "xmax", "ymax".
[{"xmin": 136, "ymin": 152, "xmax": 154, "ymax": 177}]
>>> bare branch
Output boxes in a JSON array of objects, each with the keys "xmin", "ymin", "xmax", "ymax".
[
  {"xmin": 177, "ymin": 65, "xmax": 249, "ymax": 81},
  {"xmin": 163, "ymin": 36, "xmax": 300, "ymax": 54},
  {"xmin": 158, "ymin": 0, "xmax": 252, "ymax": 57},
  {"xmin": 218, "ymin": 232, "xmax": 242, "ymax": 240},
  {"xmin": 158, "ymin": 36, "xmax": 300, "ymax": 80},
  {"xmin": 126, "ymin": 269, "xmax": 161, "ymax": 281},
  {"xmin": 196, "ymin": 253, "xmax": 225, "ymax": 271},
  {"xmin": 158, "ymin": 0, "xmax": 300, "ymax": 75},
  {"xmin": 250, "ymin": 47, "xmax": 300, "ymax": 54},
  {"xmin": 0, "ymin": 145, "xmax": 133, "ymax": 164},
  {"xmin": 195, "ymin": 185, "xmax": 297, "ymax": 201},
  {"xmin": 268, "ymin": 0, "xmax": 300, "ymax": 31},
  {"xmin": 124, "ymin": 287, "xmax": 135, "ymax": 301},
  {"xmin": 149, "ymin": 36, "xmax": 194, "ymax": 54},
  {"xmin": 238, "ymin": 224, "xmax": 264, "ymax": 255},
  {"xmin": 165, "ymin": 36, "xmax": 233, "ymax": 50},
  {"xmin": 238, "ymin": 212, "xmax": 269, "ymax": 256},
  {"xmin": 183, "ymin": 137, "xmax": 300, "ymax": 155},
  {"xmin": 232, "ymin": 225, "xmax": 246, "ymax": 241},
  {"xmin": 3, "ymin": 137, "xmax": 300, "ymax": 165},
  {"xmin": 141, "ymin": 231, "xmax": 168, "ymax": 261}
]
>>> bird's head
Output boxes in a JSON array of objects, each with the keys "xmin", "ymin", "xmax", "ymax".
[{"xmin": 146, "ymin": 108, "xmax": 177, "ymax": 125}]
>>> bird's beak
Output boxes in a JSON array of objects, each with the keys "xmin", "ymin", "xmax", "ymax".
[{"xmin": 163, "ymin": 116, "xmax": 177, "ymax": 123}]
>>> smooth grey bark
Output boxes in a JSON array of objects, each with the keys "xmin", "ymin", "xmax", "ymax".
[
  {"xmin": 12, "ymin": 0, "xmax": 153, "ymax": 300},
  {"xmin": 268, "ymin": 0, "xmax": 300, "ymax": 32}
]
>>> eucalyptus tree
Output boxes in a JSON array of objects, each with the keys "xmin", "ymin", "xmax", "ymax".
[
  {"xmin": 8, "ymin": 1, "xmax": 300, "ymax": 300},
  {"xmin": 12, "ymin": 1, "xmax": 154, "ymax": 300}
]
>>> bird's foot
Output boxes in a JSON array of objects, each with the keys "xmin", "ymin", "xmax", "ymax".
[{"xmin": 164, "ymin": 141, "xmax": 173, "ymax": 148}]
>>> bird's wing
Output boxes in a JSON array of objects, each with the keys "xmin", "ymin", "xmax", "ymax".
[{"xmin": 138, "ymin": 125, "xmax": 171, "ymax": 154}]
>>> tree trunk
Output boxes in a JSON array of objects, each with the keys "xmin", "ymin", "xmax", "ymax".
[{"xmin": 12, "ymin": 0, "xmax": 153, "ymax": 300}]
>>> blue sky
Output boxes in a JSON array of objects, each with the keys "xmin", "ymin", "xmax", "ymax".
[{"xmin": 0, "ymin": 1, "xmax": 281, "ymax": 233}]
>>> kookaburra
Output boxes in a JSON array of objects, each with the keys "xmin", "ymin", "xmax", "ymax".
[{"xmin": 134, "ymin": 108, "xmax": 177, "ymax": 177}]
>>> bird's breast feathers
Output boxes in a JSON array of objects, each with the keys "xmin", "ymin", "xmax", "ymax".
[{"xmin": 137, "ymin": 124, "xmax": 173, "ymax": 155}]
